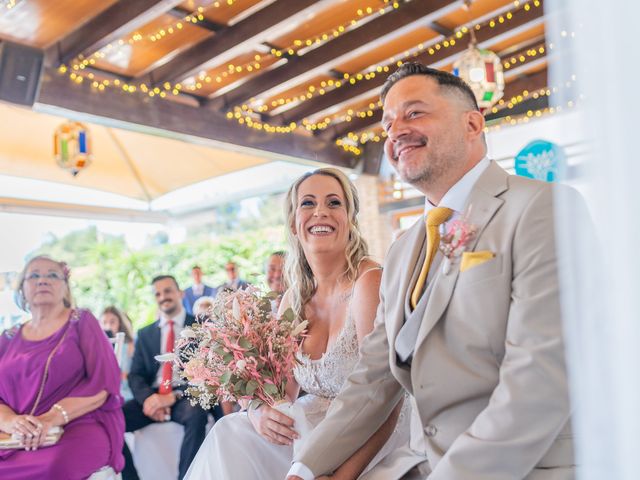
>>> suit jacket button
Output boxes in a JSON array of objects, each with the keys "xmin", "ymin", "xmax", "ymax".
[{"xmin": 425, "ymin": 425, "xmax": 437, "ymax": 437}]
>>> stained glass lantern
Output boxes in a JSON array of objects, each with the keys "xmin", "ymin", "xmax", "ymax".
[
  {"xmin": 453, "ymin": 41, "xmax": 505, "ymax": 109},
  {"xmin": 54, "ymin": 121, "xmax": 92, "ymax": 176}
]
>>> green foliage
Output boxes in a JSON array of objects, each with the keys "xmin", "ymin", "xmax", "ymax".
[{"xmin": 31, "ymin": 225, "xmax": 286, "ymax": 332}]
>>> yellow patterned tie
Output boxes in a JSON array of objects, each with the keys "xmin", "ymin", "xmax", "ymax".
[{"xmin": 410, "ymin": 207, "xmax": 453, "ymax": 309}]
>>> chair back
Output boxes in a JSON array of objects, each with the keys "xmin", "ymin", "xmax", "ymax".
[{"xmin": 108, "ymin": 332, "xmax": 126, "ymax": 369}]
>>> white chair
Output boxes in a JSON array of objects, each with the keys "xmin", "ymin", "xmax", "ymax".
[
  {"xmin": 108, "ymin": 332, "xmax": 126, "ymax": 368},
  {"xmin": 130, "ymin": 422, "xmax": 185, "ymax": 480},
  {"xmin": 125, "ymin": 413, "xmax": 216, "ymax": 480},
  {"xmin": 87, "ymin": 332, "xmax": 127, "ymax": 480}
]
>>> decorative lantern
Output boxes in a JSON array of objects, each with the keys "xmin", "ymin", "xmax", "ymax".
[
  {"xmin": 54, "ymin": 121, "xmax": 92, "ymax": 176},
  {"xmin": 453, "ymin": 31, "xmax": 505, "ymax": 109}
]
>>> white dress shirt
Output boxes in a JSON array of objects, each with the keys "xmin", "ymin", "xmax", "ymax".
[
  {"xmin": 153, "ymin": 308, "xmax": 186, "ymax": 389},
  {"xmin": 287, "ymin": 157, "xmax": 491, "ymax": 480},
  {"xmin": 192, "ymin": 283, "xmax": 204, "ymax": 297}
]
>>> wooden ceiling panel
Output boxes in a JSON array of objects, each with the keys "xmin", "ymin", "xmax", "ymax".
[
  {"xmin": 91, "ymin": 13, "xmax": 212, "ymax": 77},
  {"xmin": 334, "ymin": 26, "xmax": 439, "ymax": 75},
  {"xmin": 491, "ymin": 22, "xmax": 544, "ymax": 53},
  {"xmin": 0, "ymin": 0, "xmax": 116, "ymax": 48},
  {"xmin": 250, "ymin": 73, "xmax": 336, "ymax": 114},
  {"xmin": 438, "ymin": 0, "xmax": 516, "ymax": 30},
  {"xmin": 267, "ymin": 0, "xmax": 385, "ymax": 50},
  {"xmin": 187, "ymin": 51, "xmax": 281, "ymax": 97},
  {"xmin": 181, "ymin": 0, "xmax": 265, "ymax": 25}
]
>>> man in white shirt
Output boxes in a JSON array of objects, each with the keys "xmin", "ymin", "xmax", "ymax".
[
  {"xmin": 287, "ymin": 63, "xmax": 575, "ymax": 479},
  {"xmin": 122, "ymin": 275, "xmax": 209, "ymax": 480}
]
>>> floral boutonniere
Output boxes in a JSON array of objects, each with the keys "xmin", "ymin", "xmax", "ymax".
[
  {"xmin": 439, "ymin": 217, "xmax": 477, "ymax": 273},
  {"xmin": 439, "ymin": 219, "xmax": 477, "ymax": 258}
]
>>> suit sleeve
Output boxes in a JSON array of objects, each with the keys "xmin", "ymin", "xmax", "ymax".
[
  {"xmin": 294, "ymin": 270, "xmax": 404, "ymax": 476},
  {"xmin": 128, "ymin": 329, "xmax": 155, "ymax": 405},
  {"xmin": 429, "ymin": 185, "xmax": 571, "ymax": 480}
]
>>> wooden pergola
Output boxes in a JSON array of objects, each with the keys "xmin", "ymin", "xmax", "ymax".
[{"xmin": 0, "ymin": 0, "xmax": 549, "ymax": 177}]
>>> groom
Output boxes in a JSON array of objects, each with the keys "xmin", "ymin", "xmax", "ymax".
[{"xmin": 287, "ymin": 63, "xmax": 575, "ymax": 479}]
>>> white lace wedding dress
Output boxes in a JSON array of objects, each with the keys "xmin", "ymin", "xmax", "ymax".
[{"xmin": 184, "ymin": 299, "xmax": 412, "ymax": 479}]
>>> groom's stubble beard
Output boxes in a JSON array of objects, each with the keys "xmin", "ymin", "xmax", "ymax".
[{"xmin": 393, "ymin": 131, "xmax": 468, "ymax": 192}]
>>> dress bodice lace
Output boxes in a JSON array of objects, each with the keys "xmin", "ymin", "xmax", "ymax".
[
  {"xmin": 292, "ymin": 268, "xmax": 383, "ymax": 399},
  {"xmin": 293, "ymin": 311, "xmax": 359, "ymax": 398}
]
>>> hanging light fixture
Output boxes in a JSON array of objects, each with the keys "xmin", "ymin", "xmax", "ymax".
[
  {"xmin": 453, "ymin": 1, "xmax": 505, "ymax": 109},
  {"xmin": 54, "ymin": 120, "xmax": 93, "ymax": 176}
]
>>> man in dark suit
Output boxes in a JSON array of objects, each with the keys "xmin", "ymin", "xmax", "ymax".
[
  {"xmin": 182, "ymin": 265, "xmax": 216, "ymax": 316},
  {"xmin": 122, "ymin": 275, "xmax": 208, "ymax": 480}
]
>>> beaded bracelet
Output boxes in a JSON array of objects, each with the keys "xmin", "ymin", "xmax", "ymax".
[{"xmin": 52, "ymin": 403, "xmax": 69, "ymax": 425}]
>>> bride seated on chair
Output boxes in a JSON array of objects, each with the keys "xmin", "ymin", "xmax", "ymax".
[{"xmin": 185, "ymin": 168, "xmax": 410, "ymax": 480}]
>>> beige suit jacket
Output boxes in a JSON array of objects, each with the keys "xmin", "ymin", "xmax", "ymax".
[{"xmin": 294, "ymin": 161, "xmax": 575, "ymax": 479}]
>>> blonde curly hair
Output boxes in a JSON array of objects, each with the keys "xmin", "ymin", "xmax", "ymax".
[{"xmin": 284, "ymin": 168, "xmax": 368, "ymax": 322}]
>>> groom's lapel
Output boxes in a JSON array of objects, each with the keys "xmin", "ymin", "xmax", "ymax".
[{"xmin": 414, "ymin": 161, "xmax": 508, "ymax": 352}]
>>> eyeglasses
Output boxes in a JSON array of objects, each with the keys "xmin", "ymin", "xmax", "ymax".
[{"xmin": 25, "ymin": 272, "xmax": 65, "ymax": 282}]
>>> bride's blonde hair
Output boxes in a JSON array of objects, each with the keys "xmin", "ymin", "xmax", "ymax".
[{"xmin": 284, "ymin": 168, "xmax": 368, "ymax": 321}]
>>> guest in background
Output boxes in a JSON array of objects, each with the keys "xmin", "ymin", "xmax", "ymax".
[
  {"xmin": 192, "ymin": 296, "xmax": 215, "ymax": 321},
  {"xmin": 265, "ymin": 251, "xmax": 286, "ymax": 312},
  {"xmin": 0, "ymin": 255, "xmax": 124, "ymax": 478},
  {"xmin": 265, "ymin": 251, "xmax": 286, "ymax": 295},
  {"xmin": 182, "ymin": 266, "xmax": 217, "ymax": 316},
  {"xmin": 101, "ymin": 306, "xmax": 136, "ymax": 401},
  {"xmin": 122, "ymin": 275, "xmax": 208, "ymax": 480},
  {"xmin": 218, "ymin": 261, "xmax": 249, "ymax": 293}
]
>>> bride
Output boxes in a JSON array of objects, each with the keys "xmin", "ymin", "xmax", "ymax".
[{"xmin": 185, "ymin": 168, "xmax": 410, "ymax": 479}]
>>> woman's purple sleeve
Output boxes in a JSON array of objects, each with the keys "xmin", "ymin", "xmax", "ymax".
[
  {"xmin": 70, "ymin": 310, "xmax": 123, "ymax": 410},
  {"xmin": 0, "ymin": 332, "xmax": 8, "ymax": 406}
]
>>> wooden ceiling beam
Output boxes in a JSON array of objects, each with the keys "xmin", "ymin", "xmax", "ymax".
[
  {"xmin": 36, "ymin": 68, "xmax": 355, "ymax": 169},
  {"xmin": 272, "ymin": 2, "xmax": 544, "ymax": 126},
  {"xmin": 52, "ymin": 0, "xmax": 184, "ymax": 65},
  {"xmin": 167, "ymin": 7, "xmax": 226, "ymax": 32},
  {"xmin": 206, "ymin": 0, "xmax": 460, "ymax": 110},
  {"xmin": 143, "ymin": 0, "xmax": 329, "ymax": 85},
  {"xmin": 484, "ymin": 94, "xmax": 549, "ymax": 122},
  {"xmin": 318, "ymin": 110, "xmax": 382, "ymax": 142}
]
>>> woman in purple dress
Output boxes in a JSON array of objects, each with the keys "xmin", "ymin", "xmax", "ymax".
[{"xmin": 0, "ymin": 255, "xmax": 125, "ymax": 479}]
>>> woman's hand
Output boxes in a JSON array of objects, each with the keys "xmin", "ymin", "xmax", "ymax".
[
  {"xmin": 26, "ymin": 411, "xmax": 59, "ymax": 450},
  {"xmin": 2, "ymin": 414, "xmax": 44, "ymax": 451},
  {"xmin": 247, "ymin": 404, "xmax": 299, "ymax": 445}
]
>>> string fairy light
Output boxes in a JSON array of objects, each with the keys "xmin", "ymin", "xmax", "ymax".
[
  {"xmin": 60, "ymin": 0, "xmax": 394, "ymax": 95},
  {"xmin": 244, "ymin": 0, "xmax": 543, "ymax": 117},
  {"xmin": 336, "ymin": 79, "xmax": 581, "ymax": 155},
  {"xmin": 56, "ymin": 0, "xmax": 549, "ymax": 150}
]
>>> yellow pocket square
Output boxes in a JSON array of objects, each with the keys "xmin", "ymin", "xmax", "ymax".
[{"xmin": 460, "ymin": 251, "xmax": 495, "ymax": 272}]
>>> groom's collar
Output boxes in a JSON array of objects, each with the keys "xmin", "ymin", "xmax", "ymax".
[{"xmin": 424, "ymin": 156, "xmax": 491, "ymax": 215}]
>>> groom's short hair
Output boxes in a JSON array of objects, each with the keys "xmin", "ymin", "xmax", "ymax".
[{"xmin": 381, "ymin": 62, "xmax": 480, "ymax": 112}]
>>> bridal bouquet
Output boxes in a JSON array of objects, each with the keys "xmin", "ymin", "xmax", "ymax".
[{"xmin": 158, "ymin": 287, "xmax": 307, "ymax": 410}]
